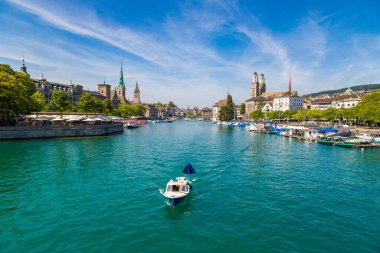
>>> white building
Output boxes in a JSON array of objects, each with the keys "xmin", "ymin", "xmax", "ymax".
[
  {"xmin": 273, "ymin": 95, "xmax": 304, "ymax": 111},
  {"xmin": 334, "ymin": 97, "xmax": 361, "ymax": 109},
  {"xmin": 261, "ymin": 102, "xmax": 273, "ymax": 112}
]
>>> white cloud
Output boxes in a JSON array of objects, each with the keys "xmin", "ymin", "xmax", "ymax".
[{"xmin": 3, "ymin": 0, "xmax": 380, "ymax": 106}]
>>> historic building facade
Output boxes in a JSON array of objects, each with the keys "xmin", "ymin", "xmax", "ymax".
[{"xmin": 245, "ymin": 72, "xmax": 301, "ymax": 116}]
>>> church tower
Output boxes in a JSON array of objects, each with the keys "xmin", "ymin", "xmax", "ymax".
[
  {"xmin": 117, "ymin": 61, "xmax": 127, "ymax": 104},
  {"xmin": 251, "ymin": 72, "xmax": 259, "ymax": 97},
  {"xmin": 20, "ymin": 56, "xmax": 29, "ymax": 77},
  {"xmin": 259, "ymin": 73, "xmax": 266, "ymax": 95},
  {"xmin": 133, "ymin": 82, "xmax": 141, "ymax": 104}
]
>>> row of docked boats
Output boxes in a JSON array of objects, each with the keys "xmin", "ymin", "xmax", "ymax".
[
  {"xmin": 214, "ymin": 121, "xmax": 251, "ymax": 128},
  {"xmin": 317, "ymin": 133, "xmax": 380, "ymax": 147}
]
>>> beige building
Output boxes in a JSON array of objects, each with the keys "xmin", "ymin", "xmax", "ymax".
[{"xmin": 201, "ymin": 107, "xmax": 212, "ymax": 119}]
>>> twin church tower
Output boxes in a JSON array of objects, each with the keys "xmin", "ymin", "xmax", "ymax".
[
  {"xmin": 251, "ymin": 72, "xmax": 266, "ymax": 97},
  {"xmin": 98, "ymin": 61, "xmax": 141, "ymax": 105}
]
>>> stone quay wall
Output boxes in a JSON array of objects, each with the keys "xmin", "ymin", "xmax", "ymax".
[{"xmin": 0, "ymin": 123, "xmax": 124, "ymax": 140}]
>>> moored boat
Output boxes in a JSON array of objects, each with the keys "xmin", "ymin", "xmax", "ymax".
[
  {"xmin": 317, "ymin": 138, "xmax": 334, "ymax": 145},
  {"xmin": 163, "ymin": 163, "xmax": 196, "ymax": 206},
  {"xmin": 124, "ymin": 123, "xmax": 139, "ymax": 129}
]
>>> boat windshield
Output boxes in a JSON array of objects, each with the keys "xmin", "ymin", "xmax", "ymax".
[
  {"xmin": 180, "ymin": 185, "xmax": 189, "ymax": 193},
  {"xmin": 171, "ymin": 185, "xmax": 180, "ymax": 192},
  {"xmin": 166, "ymin": 185, "xmax": 172, "ymax": 192}
]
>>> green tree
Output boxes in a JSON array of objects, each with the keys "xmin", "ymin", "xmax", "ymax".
[
  {"xmin": 50, "ymin": 90, "xmax": 70, "ymax": 113},
  {"xmin": 30, "ymin": 91, "xmax": 47, "ymax": 112},
  {"xmin": 293, "ymin": 110, "xmax": 308, "ymax": 121},
  {"xmin": 355, "ymin": 90, "xmax": 380, "ymax": 124},
  {"xmin": 133, "ymin": 104, "xmax": 146, "ymax": 116},
  {"xmin": 240, "ymin": 103, "xmax": 246, "ymax": 115},
  {"xmin": 76, "ymin": 93, "xmax": 95, "ymax": 112},
  {"xmin": 307, "ymin": 109, "xmax": 323, "ymax": 122},
  {"xmin": 266, "ymin": 110, "xmax": 278, "ymax": 120},
  {"xmin": 102, "ymin": 98, "xmax": 113, "ymax": 114},
  {"xmin": 0, "ymin": 64, "xmax": 36, "ymax": 124},
  {"xmin": 168, "ymin": 101, "xmax": 176, "ymax": 109},
  {"xmin": 118, "ymin": 104, "xmax": 144, "ymax": 118},
  {"xmin": 322, "ymin": 107, "xmax": 339, "ymax": 121},
  {"xmin": 249, "ymin": 109, "xmax": 264, "ymax": 119},
  {"xmin": 219, "ymin": 94, "xmax": 235, "ymax": 121}
]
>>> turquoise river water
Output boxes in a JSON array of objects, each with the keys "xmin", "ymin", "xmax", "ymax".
[{"xmin": 0, "ymin": 121, "xmax": 379, "ymax": 253}]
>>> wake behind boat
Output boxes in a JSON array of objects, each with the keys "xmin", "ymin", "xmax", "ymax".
[{"xmin": 163, "ymin": 163, "xmax": 196, "ymax": 206}]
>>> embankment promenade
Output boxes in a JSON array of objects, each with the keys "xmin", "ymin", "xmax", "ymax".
[{"xmin": 0, "ymin": 123, "xmax": 123, "ymax": 140}]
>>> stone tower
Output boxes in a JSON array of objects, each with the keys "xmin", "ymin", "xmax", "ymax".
[
  {"xmin": 251, "ymin": 72, "xmax": 259, "ymax": 97},
  {"xmin": 133, "ymin": 82, "xmax": 141, "ymax": 104},
  {"xmin": 259, "ymin": 73, "xmax": 266, "ymax": 95},
  {"xmin": 117, "ymin": 61, "xmax": 127, "ymax": 104},
  {"xmin": 98, "ymin": 79, "xmax": 111, "ymax": 99}
]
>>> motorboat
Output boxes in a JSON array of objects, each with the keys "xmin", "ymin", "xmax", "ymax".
[
  {"xmin": 124, "ymin": 123, "xmax": 139, "ymax": 129},
  {"xmin": 247, "ymin": 124, "xmax": 257, "ymax": 132},
  {"xmin": 163, "ymin": 163, "xmax": 196, "ymax": 206},
  {"xmin": 355, "ymin": 133, "xmax": 372, "ymax": 141}
]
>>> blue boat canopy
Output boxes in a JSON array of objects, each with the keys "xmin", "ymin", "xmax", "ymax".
[
  {"xmin": 183, "ymin": 163, "xmax": 196, "ymax": 174},
  {"xmin": 319, "ymin": 127, "xmax": 339, "ymax": 133}
]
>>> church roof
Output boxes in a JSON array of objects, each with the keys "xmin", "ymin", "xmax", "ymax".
[
  {"xmin": 261, "ymin": 90, "xmax": 297, "ymax": 97},
  {"xmin": 214, "ymin": 99, "xmax": 235, "ymax": 107},
  {"xmin": 245, "ymin": 96, "xmax": 273, "ymax": 102},
  {"xmin": 345, "ymin": 87, "xmax": 353, "ymax": 93},
  {"xmin": 134, "ymin": 82, "xmax": 140, "ymax": 93},
  {"xmin": 119, "ymin": 61, "xmax": 124, "ymax": 87}
]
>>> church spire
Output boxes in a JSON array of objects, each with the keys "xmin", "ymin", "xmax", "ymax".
[
  {"xmin": 288, "ymin": 74, "xmax": 292, "ymax": 94},
  {"xmin": 134, "ymin": 82, "xmax": 140, "ymax": 93},
  {"xmin": 20, "ymin": 53, "xmax": 29, "ymax": 76},
  {"xmin": 119, "ymin": 60, "xmax": 124, "ymax": 87}
]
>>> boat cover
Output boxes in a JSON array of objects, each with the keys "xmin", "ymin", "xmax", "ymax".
[{"xmin": 183, "ymin": 163, "xmax": 196, "ymax": 174}]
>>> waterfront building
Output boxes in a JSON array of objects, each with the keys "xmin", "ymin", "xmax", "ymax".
[
  {"xmin": 245, "ymin": 72, "xmax": 299, "ymax": 117},
  {"xmin": 117, "ymin": 61, "xmax": 128, "ymax": 104},
  {"xmin": 303, "ymin": 97, "xmax": 312, "ymax": 109},
  {"xmin": 21, "ymin": 59, "xmax": 107, "ymax": 105},
  {"xmin": 34, "ymin": 77, "xmax": 84, "ymax": 105},
  {"xmin": 133, "ymin": 82, "xmax": 141, "ymax": 104},
  {"xmin": 201, "ymin": 107, "xmax": 212, "ymax": 119},
  {"xmin": 311, "ymin": 98, "xmax": 333, "ymax": 110},
  {"xmin": 334, "ymin": 97, "xmax": 361, "ymax": 109},
  {"xmin": 273, "ymin": 78, "xmax": 304, "ymax": 111},
  {"xmin": 144, "ymin": 104, "xmax": 158, "ymax": 119},
  {"xmin": 273, "ymin": 95, "xmax": 304, "ymax": 111}
]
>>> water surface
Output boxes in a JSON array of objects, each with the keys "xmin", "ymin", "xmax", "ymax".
[{"xmin": 1, "ymin": 121, "xmax": 379, "ymax": 252}]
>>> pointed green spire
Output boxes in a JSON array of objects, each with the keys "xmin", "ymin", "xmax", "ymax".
[{"xmin": 119, "ymin": 60, "xmax": 124, "ymax": 87}]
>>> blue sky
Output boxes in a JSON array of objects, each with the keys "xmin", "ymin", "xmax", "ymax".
[{"xmin": 1, "ymin": 0, "xmax": 380, "ymax": 107}]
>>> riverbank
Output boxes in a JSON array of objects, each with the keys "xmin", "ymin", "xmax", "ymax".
[{"xmin": 0, "ymin": 123, "xmax": 123, "ymax": 140}]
